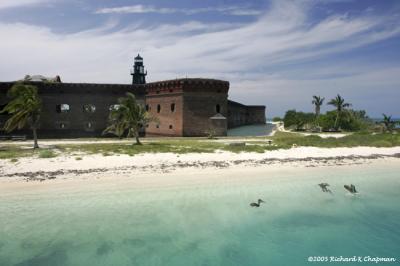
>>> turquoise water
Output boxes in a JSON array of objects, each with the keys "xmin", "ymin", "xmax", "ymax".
[
  {"xmin": 1, "ymin": 164, "xmax": 400, "ymax": 266},
  {"xmin": 227, "ymin": 123, "xmax": 275, "ymax": 136}
]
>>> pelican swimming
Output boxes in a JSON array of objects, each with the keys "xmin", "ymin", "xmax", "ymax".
[
  {"xmin": 344, "ymin": 184, "xmax": 357, "ymax": 194},
  {"xmin": 318, "ymin": 183, "xmax": 332, "ymax": 193},
  {"xmin": 250, "ymin": 199, "xmax": 265, "ymax": 207}
]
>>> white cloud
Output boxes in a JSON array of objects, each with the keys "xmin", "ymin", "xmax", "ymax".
[
  {"xmin": 0, "ymin": 0, "xmax": 50, "ymax": 9},
  {"xmin": 94, "ymin": 4, "xmax": 262, "ymax": 16},
  {"xmin": 0, "ymin": 0, "xmax": 399, "ymax": 117}
]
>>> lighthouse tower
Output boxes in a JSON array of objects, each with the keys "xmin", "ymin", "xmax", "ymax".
[{"xmin": 131, "ymin": 54, "xmax": 147, "ymax": 84}]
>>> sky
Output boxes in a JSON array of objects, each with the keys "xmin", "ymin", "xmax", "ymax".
[{"xmin": 0, "ymin": 0, "xmax": 399, "ymax": 118}]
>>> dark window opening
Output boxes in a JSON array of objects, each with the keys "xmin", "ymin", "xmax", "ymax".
[
  {"xmin": 0, "ymin": 104, "xmax": 9, "ymax": 115},
  {"xmin": 170, "ymin": 103, "xmax": 175, "ymax": 112},
  {"xmin": 216, "ymin": 104, "xmax": 221, "ymax": 113},
  {"xmin": 169, "ymin": 125, "xmax": 173, "ymax": 129},
  {"xmin": 156, "ymin": 124, "xmax": 160, "ymax": 129},
  {"xmin": 85, "ymin": 122, "xmax": 94, "ymax": 131},
  {"xmin": 157, "ymin": 104, "xmax": 161, "ymax": 113},
  {"xmin": 56, "ymin": 104, "xmax": 70, "ymax": 113},
  {"xmin": 145, "ymin": 104, "xmax": 149, "ymax": 111}
]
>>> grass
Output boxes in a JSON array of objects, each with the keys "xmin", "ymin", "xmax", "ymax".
[
  {"xmin": 0, "ymin": 132, "xmax": 399, "ymax": 160},
  {"xmin": 272, "ymin": 131, "xmax": 400, "ymax": 148},
  {"xmin": 38, "ymin": 149, "xmax": 57, "ymax": 158},
  {"xmin": 0, "ymin": 146, "xmax": 35, "ymax": 159}
]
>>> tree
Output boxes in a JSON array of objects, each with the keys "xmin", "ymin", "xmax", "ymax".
[
  {"xmin": 272, "ymin": 116, "xmax": 282, "ymax": 122},
  {"xmin": 381, "ymin": 113, "xmax": 396, "ymax": 132},
  {"xmin": 283, "ymin": 110, "xmax": 314, "ymax": 131},
  {"xmin": 103, "ymin": 92, "xmax": 154, "ymax": 145},
  {"xmin": 312, "ymin": 95, "xmax": 324, "ymax": 118},
  {"xmin": 327, "ymin": 94, "xmax": 351, "ymax": 130},
  {"xmin": 0, "ymin": 82, "xmax": 42, "ymax": 149}
]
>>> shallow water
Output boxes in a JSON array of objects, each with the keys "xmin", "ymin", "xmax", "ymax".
[
  {"xmin": 1, "ymin": 164, "xmax": 399, "ymax": 266},
  {"xmin": 227, "ymin": 123, "xmax": 275, "ymax": 136}
]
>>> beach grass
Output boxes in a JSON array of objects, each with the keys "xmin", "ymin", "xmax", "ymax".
[
  {"xmin": 38, "ymin": 149, "xmax": 57, "ymax": 158},
  {"xmin": 0, "ymin": 132, "xmax": 399, "ymax": 159},
  {"xmin": 272, "ymin": 131, "xmax": 400, "ymax": 148}
]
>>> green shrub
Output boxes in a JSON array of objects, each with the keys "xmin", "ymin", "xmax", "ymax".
[
  {"xmin": 38, "ymin": 150, "xmax": 57, "ymax": 158},
  {"xmin": 370, "ymin": 140, "xmax": 392, "ymax": 147},
  {"xmin": 75, "ymin": 157, "xmax": 82, "ymax": 160},
  {"xmin": 10, "ymin": 158, "xmax": 18, "ymax": 163},
  {"xmin": 283, "ymin": 110, "xmax": 314, "ymax": 130}
]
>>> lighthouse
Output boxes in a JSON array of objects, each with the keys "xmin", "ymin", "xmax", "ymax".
[{"xmin": 131, "ymin": 54, "xmax": 147, "ymax": 84}]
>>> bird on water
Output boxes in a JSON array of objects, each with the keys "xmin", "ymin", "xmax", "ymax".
[
  {"xmin": 318, "ymin": 183, "xmax": 332, "ymax": 193},
  {"xmin": 344, "ymin": 184, "xmax": 357, "ymax": 194},
  {"xmin": 250, "ymin": 199, "xmax": 265, "ymax": 207}
]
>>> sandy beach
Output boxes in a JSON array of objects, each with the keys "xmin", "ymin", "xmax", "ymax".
[{"xmin": 1, "ymin": 146, "xmax": 399, "ymax": 184}]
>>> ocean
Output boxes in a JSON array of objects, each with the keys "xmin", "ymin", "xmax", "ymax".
[{"xmin": 0, "ymin": 163, "xmax": 399, "ymax": 266}]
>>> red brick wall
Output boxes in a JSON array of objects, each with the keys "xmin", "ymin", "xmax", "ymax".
[
  {"xmin": 144, "ymin": 80, "xmax": 184, "ymax": 136},
  {"xmin": 144, "ymin": 79, "xmax": 229, "ymax": 137}
]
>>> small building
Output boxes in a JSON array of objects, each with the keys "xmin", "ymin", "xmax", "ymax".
[{"xmin": 0, "ymin": 55, "xmax": 266, "ymax": 138}]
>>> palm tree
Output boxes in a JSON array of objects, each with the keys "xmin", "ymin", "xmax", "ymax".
[
  {"xmin": 312, "ymin": 95, "xmax": 324, "ymax": 117},
  {"xmin": 382, "ymin": 113, "xmax": 396, "ymax": 132},
  {"xmin": 0, "ymin": 82, "xmax": 42, "ymax": 149},
  {"xmin": 103, "ymin": 92, "xmax": 154, "ymax": 145},
  {"xmin": 312, "ymin": 95, "xmax": 324, "ymax": 127},
  {"xmin": 327, "ymin": 94, "xmax": 351, "ymax": 130}
]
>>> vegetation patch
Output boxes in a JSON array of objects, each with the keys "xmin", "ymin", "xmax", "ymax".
[{"xmin": 38, "ymin": 149, "xmax": 57, "ymax": 158}]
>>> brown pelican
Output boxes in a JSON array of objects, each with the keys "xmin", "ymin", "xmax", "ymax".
[
  {"xmin": 344, "ymin": 184, "xmax": 357, "ymax": 194},
  {"xmin": 318, "ymin": 183, "xmax": 332, "ymax": 193},
  {"xmin": 250, "ymin": 199, "xmax": 265, "ymax": 207}
]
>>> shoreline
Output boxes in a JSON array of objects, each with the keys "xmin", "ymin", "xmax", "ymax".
[{"xmin": 1, "ymin": 146, "xmax": 399, "ymax": 183}]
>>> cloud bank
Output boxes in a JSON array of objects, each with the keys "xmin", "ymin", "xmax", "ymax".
[
  {"xmin": 0, "ymin": 0, "xmax": 399, "ymax": 116},
  {"xmin": 0, "ymin": 0, "xmax": 50, "ymax": 9},
  {"xmin": 95, "ymin": 4, "xmax": 262, "ymax": 16}
]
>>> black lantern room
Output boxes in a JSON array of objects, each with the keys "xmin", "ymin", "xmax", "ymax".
[{"xmin": 131, "ymin": 54, "xmax": 147, "ymax": 84}]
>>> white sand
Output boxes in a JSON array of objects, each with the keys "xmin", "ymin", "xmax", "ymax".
[{"xmin": 1, "ymin": 146, "xmax": 399, "ymax": 184}]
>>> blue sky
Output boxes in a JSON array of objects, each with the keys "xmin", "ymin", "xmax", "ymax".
[{"xmin": 0, "ymin": 0, "xmax": 399, "ymax": 117}]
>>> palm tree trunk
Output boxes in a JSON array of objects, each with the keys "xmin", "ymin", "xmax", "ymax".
[
  {"xmin": 135, "ymin": 135, "xmax": 141, "ymax": 145},
  {"xmin": 32, "ymin": 127, "xmax": 39, "ymax": 149},
  {"xmin": 334, "ymin": 111, "xmax": 340, "ymax": 129}
]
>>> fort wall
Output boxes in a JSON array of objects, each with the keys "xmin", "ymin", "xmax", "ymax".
[
  {"xmin": 227, "ymin": 100, "xmax": 266, "ymax": 128},
  {"xmin": 144, "ymin": 80, "xmax": 184, "ymax": 137},
  {"xmin": 0, "ymin": 82, "xmax": 145, "ymax": 138},
  {"xmin": 0, "ymin": 79, "xmax": 265, "ymax": 138}
]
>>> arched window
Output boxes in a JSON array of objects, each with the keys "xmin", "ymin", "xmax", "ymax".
[
  {"xmin": 170, "ymin": 103, "xmax": 175, "ymax": 112},
  {"xmin": 109, "ymin": 104, "xmax": 120, "ymax": 111},
  {"xmin": 83, "ymin": 104, "xmax": 96, "ymax": 113},
  {"xmin": 169, "ymin": 125, "xmax": 173, "ymax": 129},
  {"xmin": 56, "ymin": 104, "xmax": 70, "ymax": 113},
  {"xmin": 157, "ymin": 104, "xmax": 161, "ymax": 113},
  {"xmin": 215, "ymin": 104, "xmax": 221, "ymax": 113}
]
